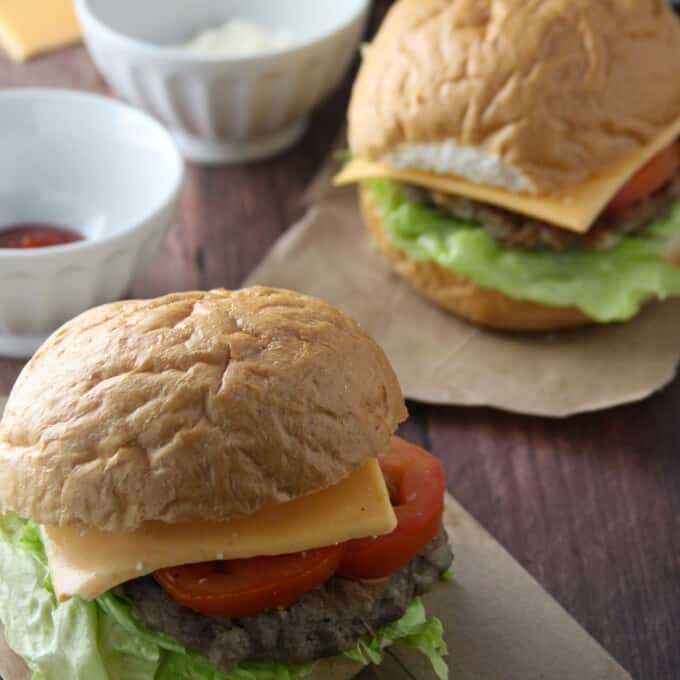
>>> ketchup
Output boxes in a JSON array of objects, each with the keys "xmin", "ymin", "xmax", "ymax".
[{"xmin": 0, "ymin": 224, "xmax": 83, "ymax": 249}]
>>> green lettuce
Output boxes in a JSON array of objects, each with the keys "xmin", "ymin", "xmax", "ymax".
[
  {"xmin": 366, "ymin": 178, "xmax": 680, "ymax": 321},
  {"xmin": 344, "ymin": 597, "xmax": 448, "ymax": 680},
  {"xmin": 0, "ymin": 513, "xmax": 448, "ymax": 680}
]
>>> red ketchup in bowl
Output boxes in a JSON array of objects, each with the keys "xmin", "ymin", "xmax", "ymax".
[{"xmin": 0, "ymin": 224, "xmax": 83, "ymax": 249}]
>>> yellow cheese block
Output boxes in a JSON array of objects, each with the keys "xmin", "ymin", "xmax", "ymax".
[
  {"xmin": 0, "ymin": 0, "xmax": 81, "ymax": 62},
  {"xmin": 42, "ymin": 459, "xmax": 397, "ymax": 601},
  {"xmin": 336, "ymin": 116, "xmax": 680, "ymax": 233}
]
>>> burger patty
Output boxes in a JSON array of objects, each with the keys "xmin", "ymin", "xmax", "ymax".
[
  {"xmin": 400, "ymin": 174, "xmax": 680, "ymax": 251},
  {"xmin": 121, "ymin": 528, "xmax": 453, "ymax": 675}
]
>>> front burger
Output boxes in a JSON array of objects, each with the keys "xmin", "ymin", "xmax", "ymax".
[
  {"xmin": 338, "ymin": 0, "xmax": 680, "ymax": 331},
  {"xmin": 0, "ymin": 287, "xmax": 452, "ymax": 680}
]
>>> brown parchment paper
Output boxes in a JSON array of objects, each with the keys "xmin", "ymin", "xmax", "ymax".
[
  {"xmin": 0, "ymin": 396, "xmax": 631, "ymax": 680},
  {"xmin": 245, "ymin": 182, "xmax": 680, "ymax": 417}
]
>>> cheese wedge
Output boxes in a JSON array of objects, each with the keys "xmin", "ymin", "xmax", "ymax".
[
  {"xmin": 336, "ymin": 116, "xmax": 680, "ymax": 233},
  {"xmin": 0, "ymin": 0, "xmax": 81, "ymax": 62},
  {"xmin": 42, "ymin": 459, "xmax": 397, "ymax": 601}
]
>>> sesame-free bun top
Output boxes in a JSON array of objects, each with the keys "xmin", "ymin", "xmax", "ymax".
[
  {"xmin": 0, "ymin": 287, "xmax": 407, "ymax": 532},
  {"xmin": 348, "ymin": 0, "xmax": 680, "ymax": 194}
]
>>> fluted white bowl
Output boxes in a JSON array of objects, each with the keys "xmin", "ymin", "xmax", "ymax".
[
  {"xmin": 76, "ymin": 0, "xmax": 370, "ymax": 165},
  {"xmin": 0, "ymin": 89, "xmax": 184, "ymax": 359}
]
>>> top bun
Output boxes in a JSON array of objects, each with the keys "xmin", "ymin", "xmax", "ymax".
[
  {"xmin": 348, "ymin": 0, "xmax": 680, "ymax": 193},
  {"xmin": 0, "ymin": 287, "xmax": 407, "ymax": 532}
]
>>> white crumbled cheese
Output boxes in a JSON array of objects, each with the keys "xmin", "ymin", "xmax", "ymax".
[
  {"xmin": 135, "ymin": 561, "xmax": 144, "ymax": 572},
  {"xmin": 181, "ymin": 19, "xmax": 292, "ymax": 57},
  {"xmin": 216, "ymin": 553, "xmax": 224, "ymax": 560}
]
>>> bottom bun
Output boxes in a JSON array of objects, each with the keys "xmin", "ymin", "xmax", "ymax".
[
  {"xmin": 360, "ymin": 185, "xmax": 591, "ymax": 332},
  {"xmin": 0, "ymin": 624, "xmax": 30, "ymax": 680},
  {"xmin": 362, "ymin": 185, "xmax": 680, "ymax": 332}
]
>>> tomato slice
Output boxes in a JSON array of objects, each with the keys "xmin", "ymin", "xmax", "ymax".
[
  {"xmin": 606, "ymin": 142, "xmax": 680, "ymax": 214},
  {"xmin": 154, "ymin": 437, "xmax": 445, "ymax": 615},
  {"xmin": 154, "ymin": 545, "xmax": 344, "ymax": 617},
  {"xmin": 336, "ymin": 437, "xmax": 445, "ymax": 580}
]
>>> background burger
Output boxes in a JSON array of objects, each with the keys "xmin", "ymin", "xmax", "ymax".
[
  {"xmin": 337, "ymin": 0, "xmax": 680, "ymax": 331},
  {"xmin": 0, "ymin": 287, "xmax": 451, "ymax": 680}
]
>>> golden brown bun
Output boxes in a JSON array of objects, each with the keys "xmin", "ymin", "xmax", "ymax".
[
  {"xmin": 349, "ymin": 0, "xmax": 680, "ymax": 193},
  {"xmin": 0, "ymin": 287, "xmax": 407, "ymax": 531},
  {"xmin": 361, "ymin": 185, "xmax": 596, "ymax": 332}
]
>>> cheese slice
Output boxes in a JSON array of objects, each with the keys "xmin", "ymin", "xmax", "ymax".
[
  {"xmin": 0, "ymin": 0, "xmax": 81, "ymax": 62},
  {"xmin": 336, "ymin": 116, "xmax": 680, "ymax": 233},
  {"xmin": 42, "ymin": 459, "xmax": 397, "ymax": 601}
]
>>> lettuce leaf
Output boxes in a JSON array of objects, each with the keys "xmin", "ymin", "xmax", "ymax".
[
  {"xmin": 0, "ymin": 513, "xmax": 448, "ymax": 680},
  {"xmin": 0, "ymin": 513, "xmax": 110, "ymax": 680},
  {"xmin": 344, "ymin": 597, "xmax": 448, "ymax": 680},
  {"xmin": 366, "ymin": 178, "xmax": 680, "ymax": 321}
]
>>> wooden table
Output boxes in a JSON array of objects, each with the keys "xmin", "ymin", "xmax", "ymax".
[{"xmin": 0, "ymin": 5, "xmax": 678, "ymax": 680}]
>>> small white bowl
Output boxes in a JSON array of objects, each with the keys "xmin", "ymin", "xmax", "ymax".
[
  {"xmin": 75, "ymin": 0, "xmax": 370, "ymax": 165},
  {"xmin": 0, "ymin": 88, "xmax": 184, "ymax": 359}
]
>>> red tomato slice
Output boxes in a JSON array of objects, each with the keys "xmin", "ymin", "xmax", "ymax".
[
  {"xmin": 606, "ymin": 142, "xmax": 680, "ymax": 214},
  {"xmin": 336, "ymin": 437, "xmax": 445, "ymax": 580},
  {"xmin": 154, "ymin": 545, "xmax": 344, "ymax": 617},
  {"xmin": 154, "ymin": 438, "xmax": 445, "ymax": 615}
]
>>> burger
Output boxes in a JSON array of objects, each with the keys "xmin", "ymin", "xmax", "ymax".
[
  {"xmin": 337, "ymin": 0, "xmax": 680, "ymax": 331},
  {"xmin": 0, "ymin": 287, "xmax": 452, "ymax": 680}
]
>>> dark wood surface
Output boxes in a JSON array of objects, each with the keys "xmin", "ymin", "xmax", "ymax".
[{"xmin": 1, "ymin": 4, "xmax": 678, "ymax": 680}]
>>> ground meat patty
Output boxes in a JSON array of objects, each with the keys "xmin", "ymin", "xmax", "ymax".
[
  {"xmin": 122, "ymin": 528, "xmax": 453, "ymax": 675},
  {"xmin": 400, "ymin": 174, "xmax": 680, "ymax": 251}
]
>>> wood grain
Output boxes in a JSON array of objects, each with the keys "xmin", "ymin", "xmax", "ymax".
[
  {"xmin": 425, "ymin": 383, "xmax": 680, "ymax": 680},
  {"xmin": 0, "ymin": 2, "xmax": 678, "ymax": 679}
]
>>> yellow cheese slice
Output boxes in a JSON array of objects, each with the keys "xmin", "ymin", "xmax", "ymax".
[
  {"xmin": 0, "ymin": 0, "xmax": 81, "ymax": 62},
  {"xmin": 336, "ymin": 116, "xmax": 680, "ymax": 233},
  {"xmin": 42, "ymin": 459, "xmax": 397, "ymax": 601}
]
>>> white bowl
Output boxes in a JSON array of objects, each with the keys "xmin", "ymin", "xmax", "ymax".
[
  {"xmin": 0, "ymin": 88, "xmax": 184, "ymax": 359},
  {"xmin": 75, "ymin": 0, "xmax": 370, "ymax": 165}
]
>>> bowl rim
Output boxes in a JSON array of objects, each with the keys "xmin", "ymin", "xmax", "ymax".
[
  {"xmin": 74, "ymin": 0, "xmax": 371, "ymax": 65},
  {"xmin": 0, "ymin": 88, "xmax": 184, "ymax": 259}
]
